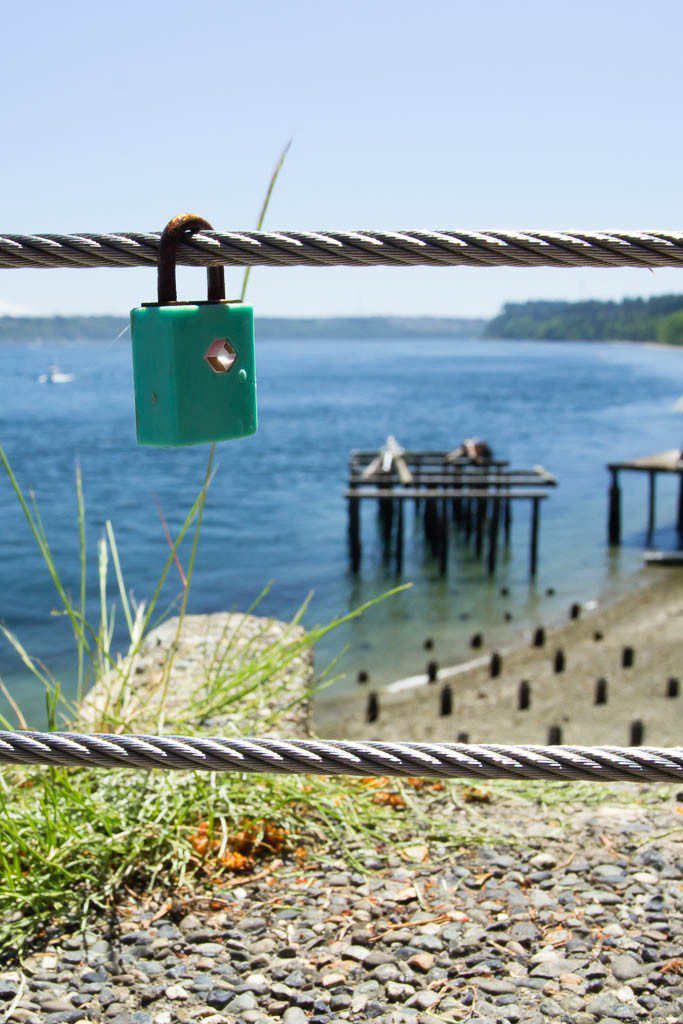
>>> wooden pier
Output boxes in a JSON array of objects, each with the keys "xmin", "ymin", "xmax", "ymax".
[
  {"xmin": 607, "ymin": 449, "xmax": 683, "ymax": 545},
  {"xmin": 346, "ymin": 437, "xmax": 557, "ymax": 578}
]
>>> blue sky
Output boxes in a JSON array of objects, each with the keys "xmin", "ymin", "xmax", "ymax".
[{"xmin": 2, "ymin": 0, "xmax": 683, "ymax": 317}]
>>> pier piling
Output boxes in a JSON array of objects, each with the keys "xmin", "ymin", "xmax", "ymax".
[
  {"xmin": 487, "ymin": 498, "xmax": 500, "ymax": 575},
  {"xmin": 608, "ymin": 468, "xmax": 622, "ymax": 545},
  {"xmin": 395, "ymin": 498, "xmax": 404, "ymax": 574},
  {"xmin": 348, "ymin": 494, "xmax": 361, "ymax": 573},
  {"xmin": 647, "ymin": 470, "xmax": 657, "ymax": 538},
  {"xmin": 607, "ymin": 450, "xmax": 683, "ymax": 546},
  {"xmin": 439, "ymin": 500, "xmax": 449, "ymax": 575},
  {"xmin": 530, "ymin": 497, "xmax": 540, "ymax": 577},
  {"xmin": 346, "ymin": 441, "xmax": 556, "ymax": 580}
]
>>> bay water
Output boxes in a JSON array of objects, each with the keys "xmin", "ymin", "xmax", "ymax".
[{"xmin": 0, "ymin": 336, "xmax": 681, "ymax": 724}]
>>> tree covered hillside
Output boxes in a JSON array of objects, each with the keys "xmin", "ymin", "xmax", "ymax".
[{"xmin": 485, "ymin": 295, "xmax": 683, "ymax": 344}]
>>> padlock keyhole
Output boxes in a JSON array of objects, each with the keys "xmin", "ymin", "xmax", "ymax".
[{"xmin": 204, "ymin": 338, "xmax": 237, "ymax": 374}]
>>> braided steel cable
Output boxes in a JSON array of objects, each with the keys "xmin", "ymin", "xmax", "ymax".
[
  {"xmin": 3, "ymin": 230, "xmax": 683, "ymax": 270},
  {"xmin": 0, "ymin": 731, "xmax": 681, "ymax": 782}
]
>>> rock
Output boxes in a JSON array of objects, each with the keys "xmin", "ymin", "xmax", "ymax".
[
  {"xmin": 206, "ymin": 989, "xmax": 232, "ymax": 1009},
  {"xmin": 407, "ymin": 953, "xmax": 434, "ymax": 973},
  {"xmin": 164, "ymin": 984, "xmax": 190, "ymax": 1001},
  {"xmin": 386, "ymin": 981, "xmax": 415, "ymax": 1002},
  {"xmin": 283, "ymin": 1009, "xmax": 308, "ymax": 1024},
  {"xmin": 326, "ymin": 873, "xmax": 349, "ymax": 886},
  {"xmin": 191, "ymin": 942, "xmax": 224, "ymax": 957},
  {"xmin": 0, "ymin": 980, "xmax": 19, "ymax": 1000},
  {"xmin": 611, "ymin": 954, "xmax": 644, "ymax": 981},
  {"xmin": 240, "ymin": 972, "xmax": 268, "ymax": 994},
  {"xmin": 530, "ymin": 958, "xmax": 582, "ymax": 979},
  {"xmin": 284, "ymin": 970, "xmax": 307, "ymax": 989},
  {"xmin": 412, "ymin": 934, "xmax": 442, "ymax": 952},
  {"xmin": 321, "ymin": 972, "xmax": 345, "ymax": 988},
  {"xmin": 227, "ymin": 992, "xmax": 258, "ymax": 1013},
  {"xmin": 473, "ymin": 978, "xmax": 517, "ymax": 995},
  {"xmin": 38, "ymin": 1000, "xmax": 74, "ymax": 1013},
  {"xmin": 236, "ymin": 917, "xmax": 267, "ymax": 934},
  {"xmin": 344, "ymin": 945, "xmax": 369, "ymax": 962},
  {"xmin": 529, "ymin": 853, "xmax": 557, "ymax": 869},
  {"xmin": 394, "ymin": 887, "xmax": 418, "ymax": 903},
  {"xmin": 372, "ymin": 963, "xmax": 400, "ymax": 983},
  {"xmin": 411, "ymin": 990, "xmax": 439, "ymax": 1009},
  {"xmin": 365, "ymin": 950, "xmax": 395, "ymax": 966},
  {"xmin": 586, "ymin": 993, "xmax": 638, "ymax": 1019}
]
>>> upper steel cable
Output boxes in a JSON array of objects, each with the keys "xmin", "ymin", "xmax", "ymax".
[{"xmin": 2, "ymin": 230, "xmax": 683, "ymax": 270}]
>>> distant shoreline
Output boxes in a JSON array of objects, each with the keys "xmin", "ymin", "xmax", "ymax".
[
  {"xmin": 4, "ymin": 294, "xmax": 683, "ymax": 344},
  {"xmin": 0, "ymin": 315, "xmax": 487, "ymax": 343}
]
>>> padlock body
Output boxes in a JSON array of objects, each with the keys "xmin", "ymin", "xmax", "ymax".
[{"xmin": 130, "ymin": 303, "xmax": 257, "ymax": 447}]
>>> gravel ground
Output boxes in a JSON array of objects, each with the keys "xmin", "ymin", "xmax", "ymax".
[{"xmin": 2, "ymin": 783, "xmax": 682, "ymax": 1024}]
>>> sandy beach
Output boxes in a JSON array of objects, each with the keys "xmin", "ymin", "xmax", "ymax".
[{"xmin": 314, "ymin": 567, "xmax": 683, "ymax": 747}]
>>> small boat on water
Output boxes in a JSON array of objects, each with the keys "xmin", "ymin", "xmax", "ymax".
[{"xmin": 38, "ymin": 365, "xmax": 74, "ymax": 385}]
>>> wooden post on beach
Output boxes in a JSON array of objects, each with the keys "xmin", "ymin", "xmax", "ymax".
[
  {"xmin": 547, "ymin": 724, "xmax": 562, "ymax": 745},
  {"xmin": 595, "ymin": 678, "xmax": 608, "ymax": 705},
  {"xmin": 529, "ymin": 497, "xmax": 540, "ymax": 578},
  {"xmin": 518, "ymin": 680, "xmax": 531, "ymax": 710},
  {"xmin": 608, "ymin": 468, "xmax": 621, "ymax": 545},
  {"xmin": 647, "ymin": 470, "xmax": 656, "ymax": 538},
  {"xmin": 629, "ymin": 719, "xmax": 644, "ymax": 746},
  {"xmin": 348, "ymin": 494, "xmax": 361, "ymax": 573},
  {"xmin": 487, "ymin": 498, "xmax": 500, "ymax": 575},
  {"xmin": 622, "ymin": 646, "xmax": 635, "ymax": 669}
]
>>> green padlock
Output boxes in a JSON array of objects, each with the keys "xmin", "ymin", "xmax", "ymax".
[{"xmin": 130, "ymin": 213, "xmax": 257, "ymax": 447}]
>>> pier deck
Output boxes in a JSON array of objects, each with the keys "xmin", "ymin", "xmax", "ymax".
[
  {"xmin": 347, "ymin": 439, "xmax": 556, "ymax": 578},
  {"xmin": 607, "ymin": 449, "xmax": 683, "ymax": 544}
]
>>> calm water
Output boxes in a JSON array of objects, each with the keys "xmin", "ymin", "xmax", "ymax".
[{"xmin": 0, "ymin": 337, "xmax": 682, "ymax": 724}]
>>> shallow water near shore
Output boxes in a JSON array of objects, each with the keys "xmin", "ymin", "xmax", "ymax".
[{"xmin": 0, "ymin": 336, "xmax": 682, "ymax": 725}]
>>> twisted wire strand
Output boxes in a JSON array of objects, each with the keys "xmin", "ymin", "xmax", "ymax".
[
  {"xmin": 2, "ymin": 230, "xmax": 683, "ymax": 271},
  {"xmin": 0, "ymin": 731, "xmax": 681, "ymax": 782}
]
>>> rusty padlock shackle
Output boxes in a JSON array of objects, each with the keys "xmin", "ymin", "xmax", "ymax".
[{"xmin": 157, "ymin": 213, "xmax": 226, "ymax": 305}]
